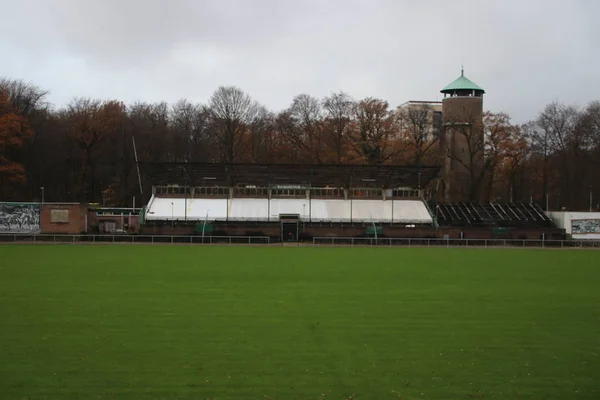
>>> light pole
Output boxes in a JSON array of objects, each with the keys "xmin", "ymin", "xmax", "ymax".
[
  {"xmin": 40, "ymin": 187, "xmax": 44, "ymax": 205},
  {"xmin": 171, "ymin": 202, "xmax": 174, "ymax": 230}
]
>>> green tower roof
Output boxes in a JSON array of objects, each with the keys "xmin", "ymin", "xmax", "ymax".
[{"xmin": 441, "ymin": 68, "xmax": 485, "ymax": 94}]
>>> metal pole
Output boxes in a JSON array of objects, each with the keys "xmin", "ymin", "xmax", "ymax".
[
  {"xmin": 202, "ymin": 210, "xmax": 209, "ymax": 243},
  {"xmin": 546, "ymin": 194, "xmax": 549, "ymax": 211},
  {"xmin": 41, "ymin": 187, "xmax": 44, "ymax": 204},
  {"xmin": 171, "ymin": 202, "xmax": 174, "ymax": 230},
  {"xmin": 590, "ymin": 185, "xmax": 593, "ymax": 212},
  {"xmin": 132, "ymin": 136, "xmax": 144, "ymax": 196}
]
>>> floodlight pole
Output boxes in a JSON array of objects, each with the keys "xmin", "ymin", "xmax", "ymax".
[{"xmin": 201, "ymin": 209, "xmax": 209, "ymax": 243}]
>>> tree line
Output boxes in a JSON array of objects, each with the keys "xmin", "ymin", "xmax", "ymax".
[{"xmin": 1, "ymin": 77, "xmax": 599, "ymax": 210}]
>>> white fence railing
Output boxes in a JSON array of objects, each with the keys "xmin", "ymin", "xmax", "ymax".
[
  {"xmin": 2, "ymin": 234, "xmax": 600, "ymax": 249},
  {"xmin": 311, "ymin": 236, "xmax": 600, "ymax": 248},
  {"xmin": 0, "ymin": 234, "xmax": 271, "ymax": 245}
]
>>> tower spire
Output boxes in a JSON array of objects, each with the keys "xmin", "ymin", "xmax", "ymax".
[{"xmin": 461, "ymin": 60, "xmax": 464, "ymax": 76}]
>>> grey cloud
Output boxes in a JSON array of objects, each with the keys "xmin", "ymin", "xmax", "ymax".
[{"xmin": 1, "ymin": 0, "xmax": 599, "ymax": 123}]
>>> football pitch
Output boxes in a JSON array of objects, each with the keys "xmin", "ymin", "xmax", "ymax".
[{"xmin": 1, "ymin": 245, "xmax": 599, "ymax": 399}]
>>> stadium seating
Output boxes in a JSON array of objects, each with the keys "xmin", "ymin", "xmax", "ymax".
[
  {"xmin": 145, "ymin": 195, "xmax": 433, "ymax": 224},
  {"xmin": 434, "ymin": 202, "xmax": 554, "ymax": 228}
]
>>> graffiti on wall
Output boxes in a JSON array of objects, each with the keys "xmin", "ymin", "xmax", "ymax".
[
  {"xmin": 571, "ymin": 219, "xmax": 600, "ymax": 234},
  {"xmin": 0, "ymin": 203, "xmax": 41, "ymax": 233}
]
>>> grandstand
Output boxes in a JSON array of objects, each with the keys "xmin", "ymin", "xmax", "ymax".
[
  {"xmin": 144, "ymin": 197, "xmax": 432, "ymax": 224},
  {"xmin": 138, "ymin": 162, "xmax": 440, "ymax": 239},
  {"xmin": 434, "ymin": 202, "xmax": 554, "ymax": 228},
  {"xmin": 136, "ymin": 162, "xmax": 563, "ymax": 241}
]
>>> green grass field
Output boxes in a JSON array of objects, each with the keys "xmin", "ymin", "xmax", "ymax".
[{"xmin": 1, "ymin": 245, "xmax": 599, "ymax": 399}]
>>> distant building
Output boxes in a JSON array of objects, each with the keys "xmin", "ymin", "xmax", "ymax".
[{"xmin": 396, "ymin": 101, "xmax": 443, "ymax": 143}]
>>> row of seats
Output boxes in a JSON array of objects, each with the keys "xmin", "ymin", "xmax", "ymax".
[
  {"xmin": 145, "ymin": 196, "xmax": 433, "ymax": 224},
  {"xmin": 435, "ymin": 202, "xmax": 554, "ymax": 227}
]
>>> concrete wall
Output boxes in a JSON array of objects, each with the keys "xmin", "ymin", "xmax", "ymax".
[{"xmin": 547, "ymin": 211, "xmax": 600, "ymax": 239}]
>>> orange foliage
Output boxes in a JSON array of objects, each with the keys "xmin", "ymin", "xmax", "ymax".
[{"xmin": 0, "ymin": 90, "xmax": 32, "ymax": 186}]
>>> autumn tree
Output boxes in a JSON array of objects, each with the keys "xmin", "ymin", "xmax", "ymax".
[
  {"xmin": 60, "ymin": 98, "xmax": 127, "ymax": 202},
  {"xmin": 0, "ymin": 78, "xmax": 52, "ymax": 200},
  {"xmin": 0, "ymin": 90, "xmax": 33, "ymax": 199},
  {"xmin": 501, "ymin": 124, "xmax": 531, "ymax": 202},
  {"xmin": 482, "ymin": 111, "xmax": 514, "ymax": 201},
  {"xmin": 351, "ymin": 98, "xmax": 402, "ymax": 164},
  {"xmin": 480, "ymin": 111, "xmax": 532, "ymax": 201}
]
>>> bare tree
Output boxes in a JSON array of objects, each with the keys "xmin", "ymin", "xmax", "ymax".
[
  {"xmin": 502, "ymin": 124, "xmax": 532, "ymax": 202},
  {"xmin": 286, "ymin": 94, "xmax": 323, "ymax": 163},
  {"xmin": 247, "ymin": 106, "xmax": 275, "ymax": 163},
  {"xmin": 322, "ymin": 91, "xmax": 354, "ymax": 164},
  {"xmin": 397, "ymin": 103, "xmax": 438, "ymax": 165},
  {"xmin": 171, "ymin": 99, "xmax": 213, "ymax": 162},
  {"xmin": 536, "ymin": 101, "xmax": 584, "ymax": 208},
  {"xmin": 273, "ymin": 110, "xmax": 303, "ymax": 163},
  {"xmin": 208, "ymin": 86, "xmax": 260, "ymax": 163},
  {"xmin": 0, "ymin": 78, "xmax": 49, "ymax": 118},
  {"xmin": 129, "ymin": 102, "xmax": 172, "ymax": 163}
]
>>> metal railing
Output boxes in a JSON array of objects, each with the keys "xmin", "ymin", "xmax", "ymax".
[
  {"xmin": 311, "ymin": 236, "xmax": 600, "ymax": 248},
  {"xmin": 2, "ymin": 234, "xmax": 599, "ymax": 249},
  {"xmin": 0, "ymin": 234, "xmax": 271, "ymax": 245}
]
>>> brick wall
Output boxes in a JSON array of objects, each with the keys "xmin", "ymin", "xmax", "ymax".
[{"xmin": 40, "ymin": 203, "xmax": 87, "ymax": 234}]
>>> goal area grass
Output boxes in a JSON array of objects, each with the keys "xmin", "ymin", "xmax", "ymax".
[{"xmin": 1, "ymin": 245, "xmax": 599, "ymax": 399}]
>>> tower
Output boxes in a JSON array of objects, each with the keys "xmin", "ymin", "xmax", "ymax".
[{"xmin": 438, "ymin": 68, "xmax": 485, "ymax": 202}]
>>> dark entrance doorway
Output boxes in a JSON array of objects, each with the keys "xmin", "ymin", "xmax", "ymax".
[{"xmin": 280, "ymin": 214, "xmax": 300, "ymax": 242}]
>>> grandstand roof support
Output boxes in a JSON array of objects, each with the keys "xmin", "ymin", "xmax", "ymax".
[{"xmin": 139, "ymin": 162, "xmax": 441, "ymax": 190}]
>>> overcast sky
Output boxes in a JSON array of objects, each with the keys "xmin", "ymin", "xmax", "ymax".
[{"xmin": 2, "ymin": 0, "xmax": 599, "ymax": 122}]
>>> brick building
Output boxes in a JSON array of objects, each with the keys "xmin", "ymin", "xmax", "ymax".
[{"xmin": 438, "ymin": 68, "xmax": 486, "ymax": 202}]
